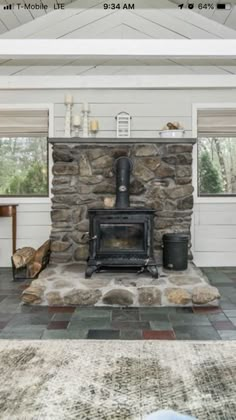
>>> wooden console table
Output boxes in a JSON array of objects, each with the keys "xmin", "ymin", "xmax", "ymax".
[{"xmin": 0, "ymin": 204, "xmax": 18, "ymax": 254}]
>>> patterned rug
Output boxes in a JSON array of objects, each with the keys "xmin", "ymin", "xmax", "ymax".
[{"xmin": 0, "ymin": 340, "xmax": 235, "ymax": 420}]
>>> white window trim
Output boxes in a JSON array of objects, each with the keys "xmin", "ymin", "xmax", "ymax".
[
  {"xmin": 192, "ymin": 102, "xmax": 236, "ymax": 204},
  {"xmin": 0, "ymin": 103, "xmax": 53, "ymax": 204}
]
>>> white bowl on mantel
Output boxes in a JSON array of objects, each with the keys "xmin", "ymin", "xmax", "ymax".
[{"xmin": 159, "ymin": 129, "xmax": 185, "ymax": 138}]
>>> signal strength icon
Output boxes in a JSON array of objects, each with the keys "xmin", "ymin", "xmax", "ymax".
[{"xmin": 3, "ymin": 4, "xmax": 13, "ymax": 9}]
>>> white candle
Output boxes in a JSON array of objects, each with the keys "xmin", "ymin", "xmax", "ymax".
[
  {"xmin": 73, "ymin": 115, "xmax": 81, "ymax": 126},
  {"xmin": 64, "ymin": 94, "xmax": 73, "ymax": 105},
  {"xmin": 83, "ymin": 101, "xmax": 90, "ymax": 112}
]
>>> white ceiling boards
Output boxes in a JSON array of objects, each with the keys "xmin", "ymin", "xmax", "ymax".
[{"xmin": 0, "ymin": 0, "xmax": 236, "ymax": 79}]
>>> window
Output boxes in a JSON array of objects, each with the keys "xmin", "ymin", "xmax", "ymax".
[
  {"xmin": 0, "ymin": 109, "xmax": 49, "ymax": 197},
  {"xmin": 197, "ymin": 109, "xmax": 236, "ymax": 196}
]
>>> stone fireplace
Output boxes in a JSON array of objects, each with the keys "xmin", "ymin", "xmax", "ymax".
[
  {"xmin": 50, "ymin": 139, "xmax": 195, "ymax": 267},
  {"xmin": 21, "ymin": 138, "xmax": 221, "ymax": 307}
]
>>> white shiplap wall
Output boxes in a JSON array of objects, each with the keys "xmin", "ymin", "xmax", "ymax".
[{"xmin": 1, "ymin": 87, "xmax": 236, "ymax": 267}]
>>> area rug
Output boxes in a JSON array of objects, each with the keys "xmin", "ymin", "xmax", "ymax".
[{"xmin": 0, "ymin": 341, "xmax": 235, "ymax": 420}]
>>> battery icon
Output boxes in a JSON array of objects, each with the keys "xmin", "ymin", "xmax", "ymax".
[{"xmin": 217, "ymin": 3, "xmax": 231, "ymax": 9}]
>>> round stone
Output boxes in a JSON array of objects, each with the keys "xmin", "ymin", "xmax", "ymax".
[
  {"xmin": 165, "ymin": 288, "xmax": 191, "ymax": 305},
  {"xmin": 64, "ymin": 288, "xmax": 102, "ymax": 305},
  {"xmin": 192, "ymin": 286, "xmax": 220, "ymax": 304},
  {"xmin": 138, "ymin": 287, "xmax": 161, "ymax": 306},
  {"xmin": 46, "ymin": 291, "xmax": 64, "ymax": 306},
  {"xmin": 169, "ymin": 276, "xmax": 202, "ymax": 286},
  {"xmin": 102, "ymin": 289, "xmax": 134, "ymax": 306}
]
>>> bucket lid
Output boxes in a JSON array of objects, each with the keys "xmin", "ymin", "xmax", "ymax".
[{"xmin": 163, "ymin": 233, "xmax": 188, "ymax": 242}]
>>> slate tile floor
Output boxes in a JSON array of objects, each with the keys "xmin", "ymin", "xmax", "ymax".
[{"xmin": 0, "ymin": 267, "xmax": 236, "ymax": 340}]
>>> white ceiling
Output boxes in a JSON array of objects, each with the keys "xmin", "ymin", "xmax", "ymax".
[{"xmin": 0, "ymin": 0, "xmax": 236, "ymax": 76}]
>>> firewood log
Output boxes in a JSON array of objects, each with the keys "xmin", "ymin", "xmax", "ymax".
[
  {"xmin": 27, "ymin": 240, "xmax": 51, "ymax": 278},
  {"xmin": 12, "ymin": 247, "xmax": 35, "ymax": 269}
]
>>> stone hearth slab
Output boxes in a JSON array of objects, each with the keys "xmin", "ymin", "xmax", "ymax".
[{"xmin": 21, "ymin": 263, "xmax": 220, "ymax": 307}]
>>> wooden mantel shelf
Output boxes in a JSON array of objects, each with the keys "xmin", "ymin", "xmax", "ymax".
[{"xmin": 49, "ymin": 137, "xmax": 196, "ymax": 145}]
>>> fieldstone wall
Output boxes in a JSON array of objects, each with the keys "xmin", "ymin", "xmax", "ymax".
[{"xmin": 50, "ymin": 142, "xmax": 194, "ymax": 265}]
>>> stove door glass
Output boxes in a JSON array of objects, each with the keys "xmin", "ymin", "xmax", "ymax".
[{"xmin": 99, "ymin": 223, "xmax": 144, "ymax": 252}]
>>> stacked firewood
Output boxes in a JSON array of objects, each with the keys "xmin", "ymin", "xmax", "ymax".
[{"xmin": 12, "ymin": 240, "xmax": 51, "ymax": 279}]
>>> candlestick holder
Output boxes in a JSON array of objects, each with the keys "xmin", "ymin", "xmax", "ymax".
[
  {"xmin": 64, "ymin": 104, "xmax": 72, "ymax": 137},
  {"xmin": 82, "ymin": 109, "xmax": 90, "ymax": 138},
  {"xmin": 73, "ymin": 124, "xmax": 81, "ymax": 137}
]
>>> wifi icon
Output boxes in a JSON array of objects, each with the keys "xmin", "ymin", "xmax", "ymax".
[{"xmin": 3, "ymin": 4, "xmax": 13, "ymax": 9}]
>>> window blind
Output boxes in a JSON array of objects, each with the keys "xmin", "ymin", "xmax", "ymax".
[
  {"xmin": 198, "ymin": 109, "xmax": 236, "ymax": 137},
  {"xmin": 0, "ymin": 109, "xmax": 49, "ymax": 137}
]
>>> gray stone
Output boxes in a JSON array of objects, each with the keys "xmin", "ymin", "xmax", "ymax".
[
  {"xmin": 71, "ymin": 231, "xmax": 89, "ymax": 244},
  {"xmin": 154, "ymin": 218, "xmax": 174, "ymax": 229},
  {"xmin": 79, "ymin": 154, "xmax": 92, "ymax": 176},
  {"xmin": 176, "ymin": 178, "xmax": 192, "ymax": 185},
  {"xmin": 164, "ymin": 200, "xmax": 176, "ymax": 211},
  {"xmin": 141, "ymin": 157, "xmax": 161, "ymax": 170},
  {"xmin": 46, "ymin": 291, "xmax": 64, "ymax": 306},
  {"xmin": 169, "ymin": 276, "xmax": 202, "ymax": 286},
  {"xmin": 133, "ymin": 161, "xmax": 154, "ymax": 181},
  {"xmin": 130, "ymin": 179, "xmax": 146, "ymax": 195},
  {"xmin": 52, "ymin": 222, "xmax": 73, "ymax": 231},
  {"xmin": 52, "ymin": 176, "xmax": 72, "ymax": 185},
  {"xmin": 149, "ymin": 186, "xmax": 166, "ymax": 202},
  {"xmin": 146, "ymin": 200, "xmax": 164, "ymax": 211},
  {"xmin": 51, "ymin": 185, "xmax": 77, "ymax": 195},
  {"xmin": 74, "ymin": 245, "xmax": 89, "ymax": 261},
  {"xmin": 177, "ymin": 196, "xmax": 194, "ymax": 210},
  {"xmin": 80, "ymin": 175, "xmax": 103, "ymax": 185},
  {"xmin": 102, "ymin": 289, "xmax": 134, "ymax": 306},
  {"xmin": 87, "ymin": 148, "xmax": 107, "ymax": 161},
  {"xmin": 167, "ymin": 144, "xmax": 193, "ymax": 154},
  {"xmin": 50, "ymin": 241, "xmax": 72, "ymax": 252},
  {"xmin": 165, "ymin": 288, "xmax": 191, "ymax": 305},
  {"xmin": 192, "ymin": 286, "xmax": 220, "ymax": 304},
  {"xmin": 176, "ymin": 154, "xmax": 192, "ymax": 165},
  {"xmin": 50, "ymin": 252, "xmax": 72, "ymax": 264},
  {"xmin": 91, "ymin": 155, "xmax": 113, "ymax": 169},
  {"xmin": 52, "ymin": 194, "xmax": 81, "ymax": 206},
  {"xmin": 93, "ymin": 182, "xmax": 115, "ymax": 194},
  {"xmin": 162, "ymin": 156, "xmax": 177, "ymax": 165},
  {"xmin": 111, "ymin": 147, "xmax": 130, "ymax": 159},
  {"xmin": 53, "ymin": 279, "xmax": 75, "ymax": 289},
  {"xmin": 38, "ymin": 268, "xmax": 56, "ymax": 279},
  {"xmin": 53, "ymin": 162, "xmax": 79, "ymax": 176},
  {"xmin": 75, "ymin": 220, "xmax": 89, "ymax": 232},
  {"xmin": 87, "ymin": 200, "xmax": 104, "ymax": 209},
  {"xmin": 72, "ymin": 207, "xmax": 87, "ymax": 224},
  {"xmin": 21, "ymin": 285, "xmax": 44, "ymax": 304},
  {"xmin": 176, "ymin": 166, "xmax": 192, "ymax": 178},
  {"xmin": 79, "ymin": 278, "xmax": 111, "ymax": 288},
  {"xmin": 138, "ymin": 287, "xmax": 161, "ymax": 305},
  {"xmin": 77, "ymin": 184, "xmax": 94, "ymax": 194},
  {"xmin": 155, "ymin": 162, "xmax": 175, "ymax": 178},
  {"xmin": 64, "ymin": 288, "xmax": 102, "ymax": 305},
  {"xmin": 61, "ymin": 263, "xmax": 86, "ymax": 273},
  {"xmin": 165, "ymin": 185, "xmax": 194, "ymax": 200},
  {"xmin": 134, "ymin": 144, "xmax": 158, "ymax": 156},
  {"xmin": 52, "ymin": 148, "xmax": 73, "ymax": 162}
]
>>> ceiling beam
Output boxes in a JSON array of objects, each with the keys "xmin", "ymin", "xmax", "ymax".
[
  {"xmin": 1, "ymin": 74, "xmax": 236, "ymax": 89},
  {"xmin": 0, "ymin": 39, "xmax": 236, "ymax": 59}
]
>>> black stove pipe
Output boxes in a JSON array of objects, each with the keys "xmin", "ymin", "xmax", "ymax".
[{"xmin": 114, "ymin": 156, "xmax": 133, "ymax": 208}]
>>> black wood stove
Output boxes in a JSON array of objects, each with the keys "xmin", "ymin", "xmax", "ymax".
[{"xmin": 85, "ymin": 157, "xmax": 158, "ymax": 278}]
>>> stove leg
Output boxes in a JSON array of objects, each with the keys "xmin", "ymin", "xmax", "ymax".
[
  {"xmin": 147, "ymin": 265, "xmax": 159, "ymax": 278},
  {"xmin": 85, "ymin": 265, "xmax": 97, "ymax": 278}
]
